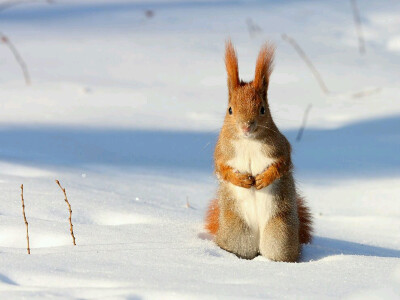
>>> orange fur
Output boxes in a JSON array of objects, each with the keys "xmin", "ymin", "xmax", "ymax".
[
  {"xmin": 218, "ymin": 158, "xmax": 289, "ymax": 191},
  {"xmin": 205, "ymin": 196, "xmax": 313, "ymax": 244},
  {"xmin": 255, "ymin": 158, "xmax": 289, "ymax": 190},
  {"xmin": 205, "ymin": 40, "xmax": 313, "ymax": 261},
  {"xmin": 205, "ymin": 198, "xmax": 219, "ymax": 235},
  {"xmin": 225, "ymin": 40, "xmax": 240, "ymax": 92},
  {"xmin": 253, "ymin": 43, "xmax": 275, "ymax": 90},
  {"xmin": 216, "ymin": 163, "xmax": 254, "ymax": 188}
]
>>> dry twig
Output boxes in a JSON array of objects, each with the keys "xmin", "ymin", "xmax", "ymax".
[
  {"xmin": 185, "ymin": 196, "xmax": 196, "ymax": 209},
  {"xmin": 350, "ymin": 0, "xmax": 366, "ymax": 55},
  {"xmin": 0, "ymin": 32, "xmax": 31, "ymax": 85},
  {"xmin": 0, "ymin": 0, "xmax": 53, "ymax": 13},
  {"xmin": 185, "ymin": 197, "xmax": 191, "ymax": 209},
  {"xmin": 246, "ymin": 18, "xmax": 262, "ymax": 38},
  {"xmin": 20, "ymin": 184, "xmax": 30, "ymax": 254},
  {"xmin": 282, "ymin": 33, "xmax": 329, "ymax": 95},
  {"xmin": 296, "ymin": 104, "xmax": 312, "ymax": 142},
  {"xmin": 55, "ymin": 180, "xmax": 76, "ymax": 245},
  {"xmin": 352, "ymin": 87, "xmax": 381, "ymax": 98},
  {"xmin": 144, "ymin": 9, "xmax": 154, "ymax": 19}
]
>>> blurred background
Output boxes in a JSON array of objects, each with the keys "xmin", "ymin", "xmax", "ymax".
[
  {"xmin": 0, "ymin": 1, "xmax": 399, "ymax": 298},
  {"xmin": 0, "ymin": 0, "xmax": 399, "ymax": 176}
]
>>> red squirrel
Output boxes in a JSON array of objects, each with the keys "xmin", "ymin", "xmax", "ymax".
[{"xmin": 205, "ymin": 41, "xmax": 312, "ymax": 262}]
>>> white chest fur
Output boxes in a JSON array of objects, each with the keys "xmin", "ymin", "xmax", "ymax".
[{"xmin": 227, "ymin": 138, "xmax": 278, "ymax": 236}]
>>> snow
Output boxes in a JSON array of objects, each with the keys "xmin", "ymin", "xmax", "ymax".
[{"xmin": 0, "ymin": 0, "xmax": 399, "ymax": 299}]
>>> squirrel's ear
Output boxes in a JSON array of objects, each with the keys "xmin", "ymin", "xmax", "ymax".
[
  {"xmin": 225, "ymin": 40, "xmax": 240, "ymax": 94},
  {"xmin": 253, "ymin": 42, "xmax": 275, "ymax": 95}
]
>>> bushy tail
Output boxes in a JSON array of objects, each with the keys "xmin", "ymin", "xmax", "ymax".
[
  {"xmin": 204, "ymin": 196, "xmax": 313, "ymax": 244},
  {"xmin": 205, "ymin": 198, "xmax": 219, "ymax": 235},
  {"xmin": 297, "ymin": 195, "xmax": 313, "ymax": 244}
]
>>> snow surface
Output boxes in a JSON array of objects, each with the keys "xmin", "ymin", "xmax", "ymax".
[{"xmin": 0, "ymin": 0, "xmax": 399, "ymax": 299}]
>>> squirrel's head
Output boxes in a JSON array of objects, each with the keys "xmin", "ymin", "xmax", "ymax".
[{"xmin": 224, "ymin": 40, "xmax": 275, "ymax": 138}]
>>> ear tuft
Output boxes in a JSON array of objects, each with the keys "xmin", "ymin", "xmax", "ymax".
[
  {"xmin": 225, "ymin": 40, "xmax": 239, "ymax": 92},
  {"xmin": 253, "ymin": 42, "xmax": 275, "ymax": 91}
]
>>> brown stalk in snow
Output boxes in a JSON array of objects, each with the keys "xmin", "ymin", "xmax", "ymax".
[
  {"xmin": 0, "ymin": 32, "xmax": 31, "ymax": 85},
  {"xmin": 55, "ymin": 180, "xmax": 76, "ymax": 245},
  {"xmin": 20, "ymin": 184, "xmax": 30, "ymax": 254},
  {"xmin": 282, "ymin": 33, "xmax": 329, "ymax": 95},
  {"xmin": 0, "ymin": 0, "xmax": 53, "ymax": 13},
  {"xmin": 350, "ymin": 0, "xmax": 366, "ymax": 55},
  {"xmin": 246, "ymin": 18, "xmax": 262, "ymax": 38},
  {"xmin": 296, "ymin": 104, "xmax": 312, "ymax": 142}
]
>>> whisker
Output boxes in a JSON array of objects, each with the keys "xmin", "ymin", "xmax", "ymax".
[{"xmin": 256, "ymin": 125, "xmax": 280, "ymax": 135}]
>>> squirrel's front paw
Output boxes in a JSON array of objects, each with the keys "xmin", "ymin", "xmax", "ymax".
[
  {"xmin": 231, "ymin": 172, "xmax": 254, "ymax": 189},
  {"xmin": 255, "ymin": 173, "xmax": 272, "ymax": 190}
]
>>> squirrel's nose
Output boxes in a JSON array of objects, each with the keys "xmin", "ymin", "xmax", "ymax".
[
  {"xmin": 242, "ymin": 125, "xmax": 251, "ymax": 133},
  {"xmin": 242, "ymin": 121, "xmax": 256, "ymax": 133}
]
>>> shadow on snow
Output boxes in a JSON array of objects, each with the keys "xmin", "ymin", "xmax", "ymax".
[
  {"xmin": 0, "ymin": 114, "xmax": 398, "ymax": 177},
  {"xmin": 302, "ymin": 236, "xmax": 400, "ymax": 261}
]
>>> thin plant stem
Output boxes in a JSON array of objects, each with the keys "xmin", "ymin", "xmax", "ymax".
[
  {"xmin": 21, "ymin": 184, "xmax": 30, "ymax": 254},
  {"xmin": 55, "ymin": 180, "xmax": 76, "ymax": 246},
  {"xmin": 0, "ymin": 32, "xmax": 31, "ymax": 85},
  {"xmin": 296, "ymin": 104, "xmax": 313, "ymax": 142},
  {"xmin": 282, "ymin": 34, "xmax": 329, "ymax": 95}
]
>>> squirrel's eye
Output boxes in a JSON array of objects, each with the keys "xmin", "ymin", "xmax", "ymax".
[
  {"xmin": 260, "ymin": 106, "xmax": 265, "ymax": 115},
  {"xmin": 228, "ymin": 107, "xmax": 233, "ymax": 115}
]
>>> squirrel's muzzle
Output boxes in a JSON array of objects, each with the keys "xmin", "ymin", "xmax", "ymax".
[{"xmin": 241, "ymin": 121, "xmax": 256, "ymax": 134}]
